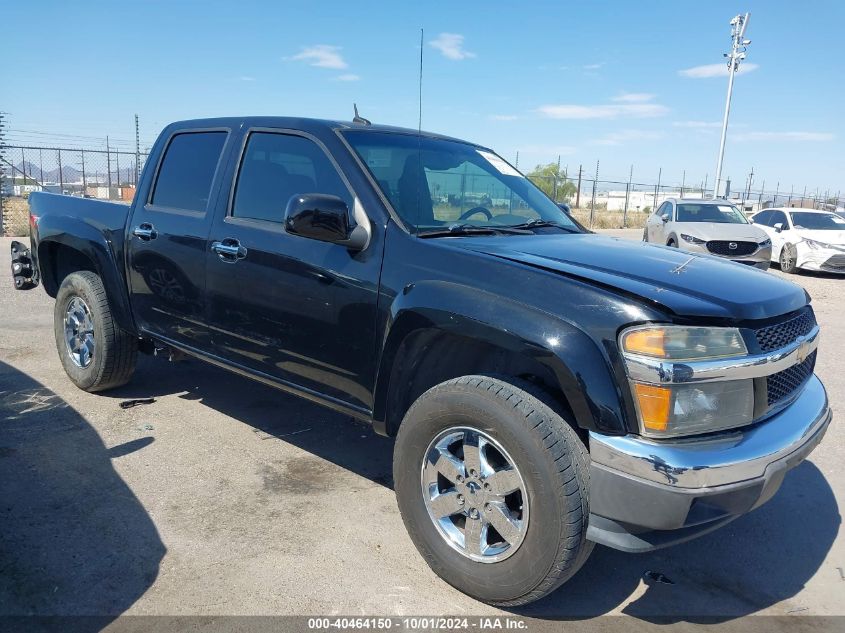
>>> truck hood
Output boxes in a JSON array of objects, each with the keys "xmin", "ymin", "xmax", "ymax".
[
  {"xmin": 671, "ymin": 222, "xmax": 767, "ymax": 242},
  {"xmin": 454, "ymin": 234, "xmax": 808, "ymax": 320}
]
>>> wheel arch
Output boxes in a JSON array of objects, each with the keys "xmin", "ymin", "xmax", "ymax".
[
  {"xmin": 37, "ymin": 227, "xmax": 136, "ymax": 334},
  {"xmin": 372, "ymin": 281, "xmax": 627, "ymax": 438}
]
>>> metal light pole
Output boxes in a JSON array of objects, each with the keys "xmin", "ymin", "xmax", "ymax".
[{"xmin": 713, "ymin": 12, "xmax": 751, "ymax": 199}]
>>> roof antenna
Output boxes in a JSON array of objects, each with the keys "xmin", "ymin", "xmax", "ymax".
[{"xmin": 353, "ymin": 103, "xmax": 371, "ymax": 126}]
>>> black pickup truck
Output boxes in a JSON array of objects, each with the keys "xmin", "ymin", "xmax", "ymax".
[{"xmin": 11, "ymin": 117, "xmax": 831, "ymax": 606}]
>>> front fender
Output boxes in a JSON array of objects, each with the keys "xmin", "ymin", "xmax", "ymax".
[
  {"xmin": 35, "ymin": 216, "xmax": 136, "ymax": 334},
  {"xmin": 373, "ymin": 280, "xmax": 627, "ymax": 436}
]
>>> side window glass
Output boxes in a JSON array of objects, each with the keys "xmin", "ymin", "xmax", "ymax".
[
  {"xmin": 771, "ymin": 211, "xmax": 786, "ymax": 227},
  {"xmin": 232, "ymin": 132, "xmax": 352, "ymax": 223},
  {"xmin": 753, "ymin": 210, "xmax": 770, "ymax": 226},
  {"xmin": 151, "ymin": 132, "xmax": 227, "ymax": 213}
]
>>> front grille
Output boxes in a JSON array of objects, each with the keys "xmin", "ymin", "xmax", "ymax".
[
  {"xmin": 767, "ymin": 351, "xmax": 816, "ymax": 406},
  {"xmin": 706, "ymin": 240, "xmax": 758, "ymax": 257},
  {"xmin": 755, "ymin": 307, "xmax": 817, "ymax": 353}
]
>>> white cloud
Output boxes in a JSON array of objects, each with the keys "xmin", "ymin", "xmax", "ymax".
[
  {"xmin": 488, "ymin": 114, "xmax": 519, "ymax": 121},
  {"xmin": 732, "ymin": 131, "xmax": 834, "ymax": 142},
  {"xmin": 537, "ymin": 103, "xmax": 669, "ymax": 119},
  {"xmin": 583, "ymin": 62, "xmax": 605, "ymax": 70},
  {"xmin": 612, "ymin": 92, "xmax": 654, "ymax": 103},
  {"xmin": 679, "ymin": 62, "xmax": 759, "ymax": 78},
  {"xmin": 429, "ymin": 33, "xmax": 476, "ymax": 60},
  {"xmin": 672, "ymin": 120, "xmax": 721, "ymax": 128},
  {"xmin": 589, "ymin": 130, "xmax": 664, "ymax": 146},
  {"xmin": 238, "ymin": 76, "xmax": 255, "ymax": 82},
  {"xmin": 335, "ymin": 73, "xmax": 360, "ymax": 81},
  {"xmin": 288, "ymin": 45, "xmax": 348, "ymax": 69}
]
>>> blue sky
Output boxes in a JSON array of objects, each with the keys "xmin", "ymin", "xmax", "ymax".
[{"xmin": 4, "ymin": 0, "xmax": 843, "ymax": 195}]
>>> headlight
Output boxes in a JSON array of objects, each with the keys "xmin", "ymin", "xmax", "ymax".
[
  {"xmin": 804, "ymin": 239, "xmax": 838, "ymax": 250},
  {"xmin": 759, "ymin": 238, "xmax": 771, "ymax": 247},
  {"xmin": 680, "ymin": 233, "xmax": 706, "ymax": 244},
  {"xmin": 620, "ymin": 325, "xmax": 754, "ymax": 437}
]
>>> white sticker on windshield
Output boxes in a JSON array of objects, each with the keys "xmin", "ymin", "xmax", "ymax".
[
  {"xmin": 717, "ymin": 205, "xmax": 738, "ymax": 213},
  {"xmin": 477, "ymin": 150, "xmax": 523, "ymax": 178}
]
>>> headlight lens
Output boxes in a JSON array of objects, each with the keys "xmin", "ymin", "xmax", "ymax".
[
  {"xmin": 759, "ymin": 238, "xmax": 771, "ymax": 247},
  {"xmin": 631, "ymin": 380, "xmax": 754, "ymax": 437},
  {"xmin": 621, "ymin": 325, "xmax": 753, "ymax": 437},
  {"xmin": 804, "ymin": 238, "xmax": 832, "ymax": 250},
  {"xmin": 621, "ymin": 326, "xmax": 747, "ymax": 361},
  {"xmin": 680, "ymin": 233, "xmax": 706, "ymax": 244}
]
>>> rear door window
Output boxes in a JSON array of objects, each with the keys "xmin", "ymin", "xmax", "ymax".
[{"xmin": 151, "ymin": 132, "xmax": 228, "ymax": 213}]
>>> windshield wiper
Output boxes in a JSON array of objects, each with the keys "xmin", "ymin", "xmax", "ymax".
[
  {"xmin": 503, "ymin": 219, "xmax": 581, "ymax": 233},
  {"xmin": 417, "ymin": 223, "xmax": 531, "ymax": 238}
]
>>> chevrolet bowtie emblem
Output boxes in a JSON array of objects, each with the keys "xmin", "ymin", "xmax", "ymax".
[{"xmin": 796, "ymin": 339, "xmax": 810, "ymax": 364}]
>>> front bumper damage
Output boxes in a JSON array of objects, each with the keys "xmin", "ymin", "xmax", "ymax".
[{"xmin": 586, "ymin": 375, "xmax": 831, "ymax": 552}]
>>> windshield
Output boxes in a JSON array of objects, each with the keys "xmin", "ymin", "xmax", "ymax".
[
  {"xmin": 343, "ymin": 131, "xmax": 579, "ymax": 234},
  {"xmin": 790, "ymin": 212, "xmax": 845, "ymax": 230},
  {"xmin": 676, "ymin": 203, "xmax": 747, "ymax": 224}
]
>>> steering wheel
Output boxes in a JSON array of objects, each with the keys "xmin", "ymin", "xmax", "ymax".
[{"xmin": 459, "ymin": 206, "xmax": 493, "ymax": 221}]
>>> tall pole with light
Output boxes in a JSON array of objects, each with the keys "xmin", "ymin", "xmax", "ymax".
[{"xmin": 713, "ymin": 12, "xmax": 751, "ymax": 199}]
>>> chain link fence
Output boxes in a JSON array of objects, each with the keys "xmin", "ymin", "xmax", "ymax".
[
  {"xmin": 528, "ymin": 171, "xmax": 842, "ymax": 230},
  {"xmin": 1, "ymin": 145, "xmax": 149, "ymax": 236},
  {"xmin": 1, "ymin": 142, "xmax": 841, "ymax": 236}
]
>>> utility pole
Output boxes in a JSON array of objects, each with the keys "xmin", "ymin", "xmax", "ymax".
[
  {"xmin": 0, "ymin": 112, "xmax": 6, "ymax": 226},
  {"xmin": 713, "ymin": 13, "xmax": 751, "ymax": 199},
  {"xmin": 680, "ymin": 169, "xmax": 686, "ymax": 198},
  {"xmin": 135, "ymin": 114, "xmax": 140, "ymax": 184}
]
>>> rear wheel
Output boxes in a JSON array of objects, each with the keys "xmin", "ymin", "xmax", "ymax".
[
  {"xmin": 779, "ymin": 244, "xmax": 798, "ymax": 274},
  {"xmin": 393, "ymin": 375, "xmax": 593, "ymax": 606},
  {"xmin": 54, "ymin": 271, "xmax": 137, "ymax": 391}
]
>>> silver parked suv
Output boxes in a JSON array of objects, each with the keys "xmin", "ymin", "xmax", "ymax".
[{"xmin": 644, "ymin": 198, "xmax": 772, "ymax": 269}]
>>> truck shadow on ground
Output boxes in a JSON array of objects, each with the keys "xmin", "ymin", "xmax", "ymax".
[
  {"xmin": 107, "ymin": 356, "xmax": 839, "ymax": 622},
  {"xmin": 0, "ymin": 361, "xmax": 165, "ymax": 627}
]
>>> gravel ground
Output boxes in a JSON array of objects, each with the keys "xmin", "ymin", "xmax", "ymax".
[{"xmin": 0, "ymin": 232, "xmax": 842, "ymax": 625}]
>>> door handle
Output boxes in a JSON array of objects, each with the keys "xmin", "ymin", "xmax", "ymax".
[
  {"xmin": 133, "ymin": 223, "xmax": 157, "ymax": 240},
  {"xmin": 211, "ymin": 239, "xmax": 247, "ymax": 263}
]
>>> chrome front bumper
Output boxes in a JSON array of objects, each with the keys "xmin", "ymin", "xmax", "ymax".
[{"xmin": 586, "ymin": 375, "xmax": 831, "ymax": 552}]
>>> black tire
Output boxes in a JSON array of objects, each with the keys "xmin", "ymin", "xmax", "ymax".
[
  {"xmin": 667, "ymin": 238, "xmax": 677, "ymax": 247},
  {"xmin": 393, "ymin": 375, "xmax": 593, "ymax": 606},
  {"xmin": 54, "ymin": 271, "xmax": 137, "ymax": 392},
  {"xmin": 779, "ymin": 243, "xmax": 798, "ymax": 274},
  {"xmin": 642, "ymin": 228, "xmax": 648, "ymax": 242}
]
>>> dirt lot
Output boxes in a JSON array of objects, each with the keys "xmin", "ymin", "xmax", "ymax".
[{"xmin": 0, "ymin": 231, "xmax": 842, "ymax": 624}]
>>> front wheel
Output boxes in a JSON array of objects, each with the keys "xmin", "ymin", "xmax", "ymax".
[
  {"xmin": 779, "ymin": 244, "xmax": 798, "ymax": 274},
  {"xmin": 54, "ymin": 271, "xmax": 138, "ymax": 391},
  {"xmin": 393, "ymin": 376, "xmax": 593, "ymax": 606}
]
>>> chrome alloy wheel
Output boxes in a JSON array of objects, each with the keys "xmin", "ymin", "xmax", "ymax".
[
  {"xmin": 64, "ymin": 296, "xmax": 95, "ymax": 368},
  {"xmin": 421, "ymin": 427, "xmax": 529, "ymax": 563}
]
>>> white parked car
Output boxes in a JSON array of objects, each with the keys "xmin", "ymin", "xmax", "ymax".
[
  {"xmin": 751, "ymin": 208, "xmax": 845, "ymax": 274},
  {"xmin": 644, "ymin": 198, "xmax": 772, "ymax": 269}
]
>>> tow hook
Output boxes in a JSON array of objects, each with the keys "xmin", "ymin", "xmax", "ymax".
[{"xmin": 10, "ymin": 241, "xmax": 38, "ymax": 290}]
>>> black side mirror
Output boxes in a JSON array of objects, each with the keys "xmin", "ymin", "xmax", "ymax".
[{"xmin": 284, "ymin": 194, "xmax": 368, "ymax": 250}]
